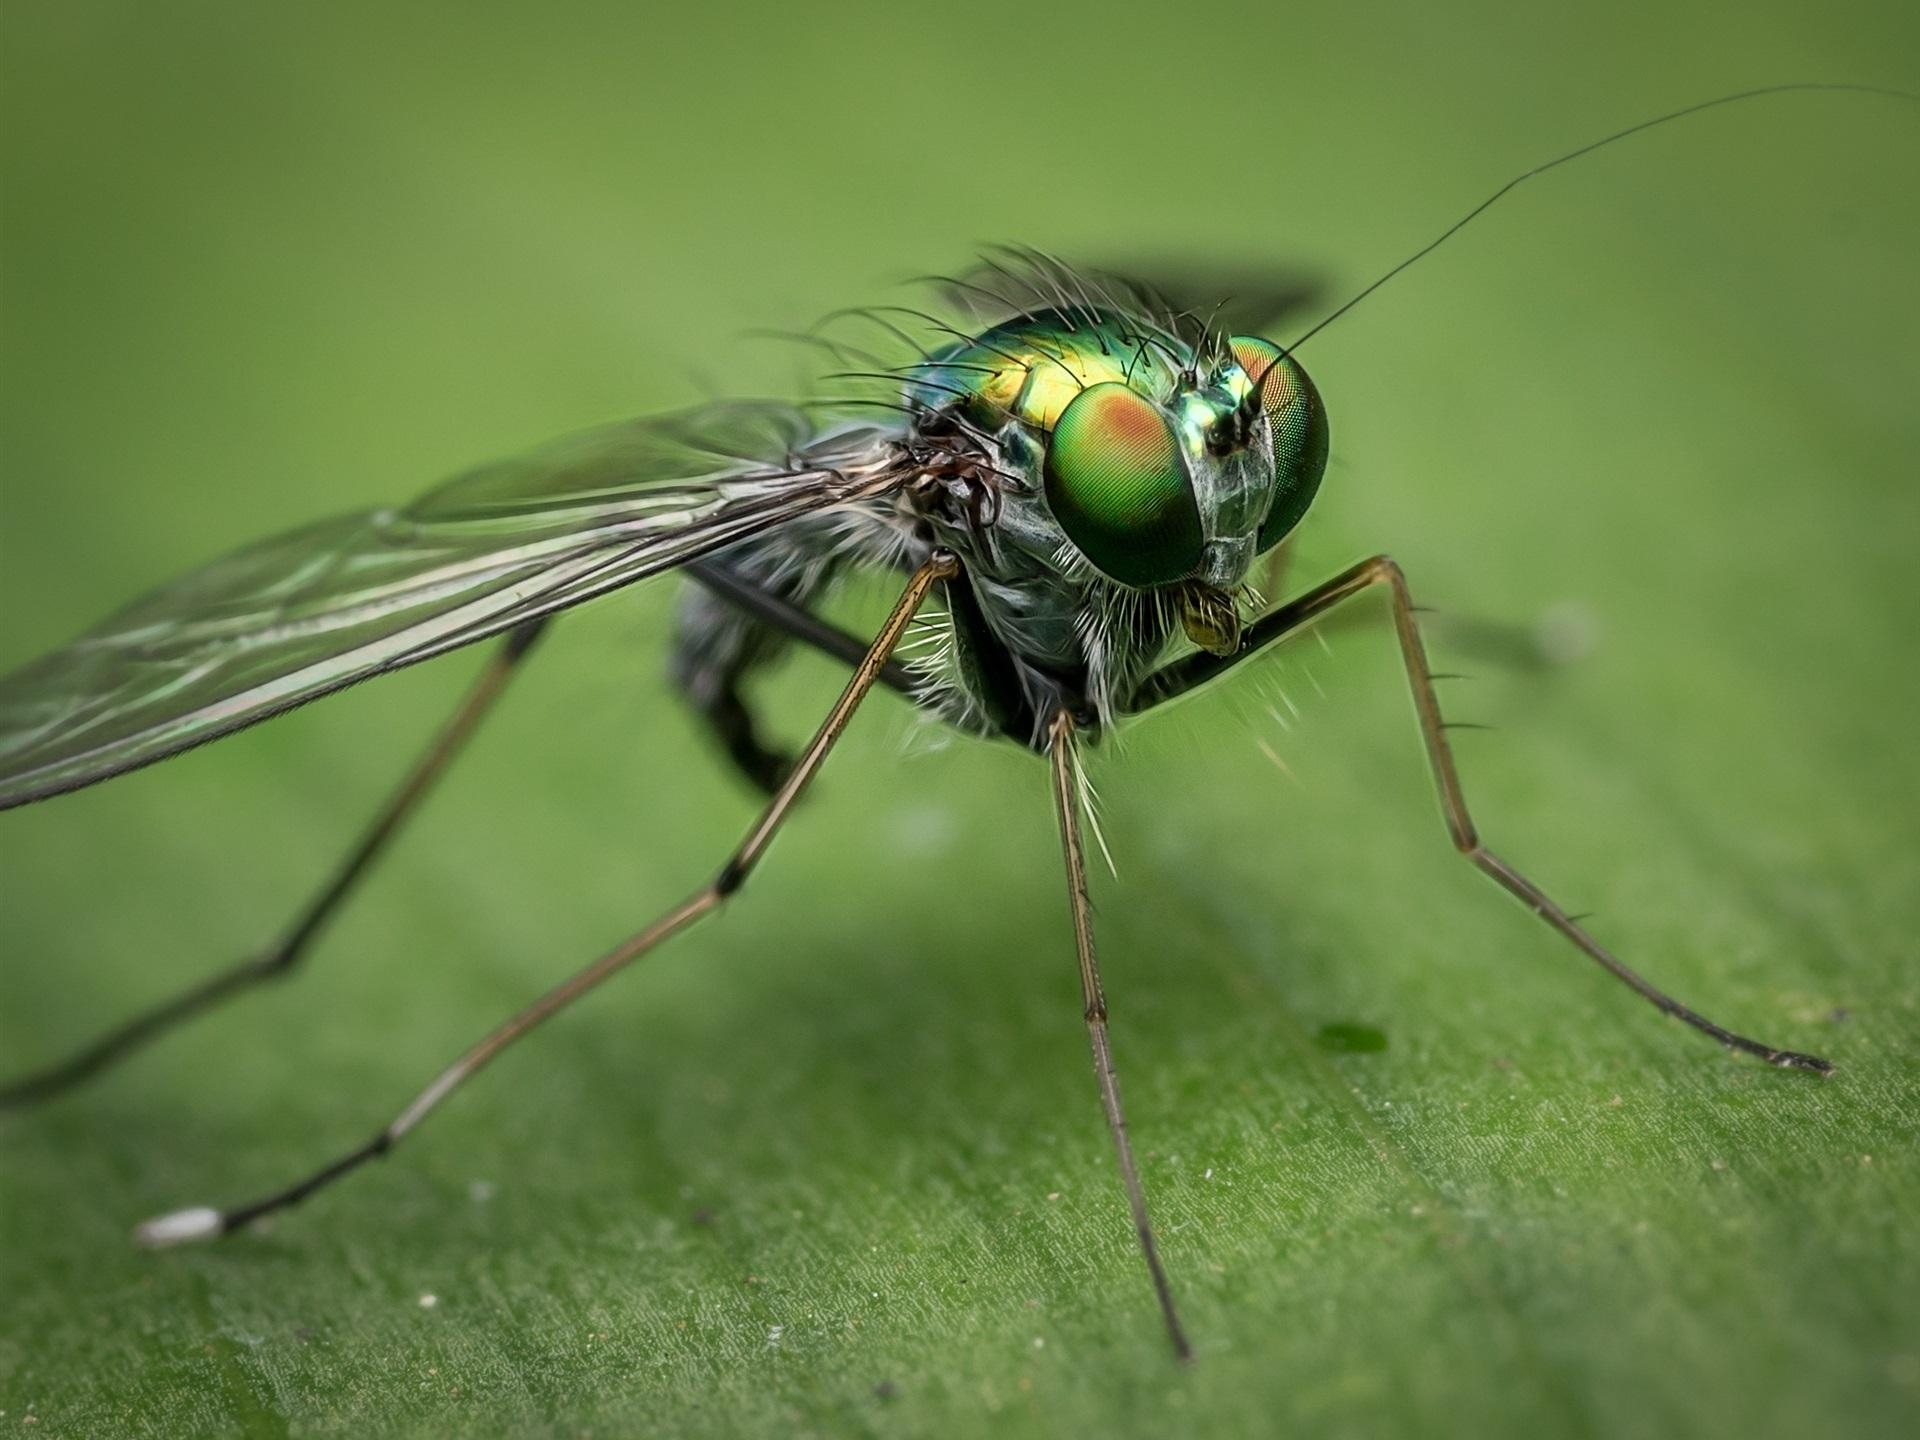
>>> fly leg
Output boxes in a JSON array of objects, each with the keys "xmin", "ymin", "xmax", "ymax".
[
  {"xmin": 1128, "ymin": 555, "xmax": 1832, "ymax": 1075},
  {"xmin": 134, "ymin": 552, "xmax": 957, "ymax": 1246},
  {"xmin": 0, "ymin": 619, "xmax": 550, "ymax": 1109},
  {"xmin": 1263, "ymin": 534, "xmax": 1575, "ymax": 675},
  {"xmin": 672, "ymin": 515, "xmax": 888, "ymax": 795},
  {"xmin": 1047, "ymin": 709, "xmax": 1193, "ymax": 1361}
]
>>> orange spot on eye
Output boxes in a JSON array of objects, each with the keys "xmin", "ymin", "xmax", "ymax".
[
  {"xmin": 1093, "ymin": 390, "xmax": 1172, "ymax": 458},
  {"xmin": 1231, "ymin": 338, "xmax": 1296, "ymax": 415}
]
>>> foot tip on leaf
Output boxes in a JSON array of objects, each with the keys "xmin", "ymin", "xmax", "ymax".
[
  {"xmin": 135, "ymin": 1206, "xmax": 222, "ymax": 1248},
  {"xmin": 1769, "ymin": 1050, "xmax": 1835, "ymax": 1077}
]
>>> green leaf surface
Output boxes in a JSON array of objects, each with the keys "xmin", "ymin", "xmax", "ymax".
[{"xmin": 3, "ymin": 3, "xmax": 1917, "ymax": 1437}]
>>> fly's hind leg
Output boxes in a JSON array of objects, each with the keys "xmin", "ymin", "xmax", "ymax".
[
  {"xmin": 135, "ymin": 552, "xmax": 957, "ymax": 1246},
  {"xmin": 0, "ymin": 619, "xmax": 550, "ymax": 1108}
]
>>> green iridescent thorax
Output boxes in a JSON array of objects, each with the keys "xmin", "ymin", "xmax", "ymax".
[{"xmin": 910, "ymin": 312, "xmax": 1190, "ymax": 433}]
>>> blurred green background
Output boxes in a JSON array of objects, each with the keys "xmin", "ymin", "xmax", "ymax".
[{"xmin": 3, "ymin": 2, "xmax": 1917, "ymax": 1436}]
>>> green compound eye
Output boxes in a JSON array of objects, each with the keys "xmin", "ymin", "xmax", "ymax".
[
  {"xmin": 1043, "ymin": 382, "xmax": 1204, "ymax": 587},
  {"xmin": 1229, "ymin": 336, "xmax": 1330, "ymax": 552}
]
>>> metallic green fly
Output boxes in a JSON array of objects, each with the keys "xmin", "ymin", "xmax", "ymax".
[{"xmin": 2, "ymin": 85, "xmax": 1904, "ymax": 1361}]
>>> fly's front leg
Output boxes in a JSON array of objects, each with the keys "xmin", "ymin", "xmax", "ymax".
[
  {"xmin": 1129, "ymin": 556, "xmax": 1832, "ymax": 1075},
  {"xmin": 134, "ymin": 552, "xmax": 958, "ymax": 1247},
  {"xmin": 0, "ymin": 619, "xmax": 550, "ymax": 1109}
]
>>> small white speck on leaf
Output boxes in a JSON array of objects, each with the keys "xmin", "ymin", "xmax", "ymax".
[
  {"xmin": 418, "ymin": 1293, "xmax": 438, "ymax": 1309},
  {"xmin": 1535, "ymin": 601, "xmax": 1599, "ymax": 665},
  {"xmin": 891, "ymin": 804, "xmax": 957, "ymax": 855}
]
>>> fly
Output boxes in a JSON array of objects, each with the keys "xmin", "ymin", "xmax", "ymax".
[{"xmin": 1, "ymin": 83, "xmax": 1910, "ymax": 1360}]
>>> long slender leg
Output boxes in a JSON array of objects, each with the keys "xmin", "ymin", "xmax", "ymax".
[
  {"xmin": 1267, "ymin": 536, "xmax": 1579, "ymax": 676},
  {"xmin": 136, "ymin": 552, "xmax": 959, "ymax": 1248},
  {"xmin": 0, "ymin": 620, "xmax": 551, "ymax": 1109},
  {"xmin": 1129, "ymin": 556, "xmax": 1831, "ymax": 1075},
  {"xmin": 1047, "ymin": 710, "xmax": 1193, "ymax": 1361}
]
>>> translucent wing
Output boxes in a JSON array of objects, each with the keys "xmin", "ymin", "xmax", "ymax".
[
  {"xmin": 930, "ymin": 248, "xmax": 1324, "ymax": 342},
  {"xmin": 0, "ymin": 401, "xmax": 910, "ymax": 809},
  {"xmin": 1101, "ymin": 258, "xmax": 1323, "ymax": 339}
]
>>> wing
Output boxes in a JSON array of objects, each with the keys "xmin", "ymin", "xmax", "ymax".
[
  {"xmin": 1102, "ymin": 258, "xmax": 1323, "ymax": 339},
  {"xmin": 929, "ymin": 247, "xmax": 1324, "ymax": 342},
  {"xmin": 0, "ymin": 401, "xmax": 911, "ymax": 810}
]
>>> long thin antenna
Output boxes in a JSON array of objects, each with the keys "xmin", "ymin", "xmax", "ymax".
[{"xmin": 1288, "ymin": 82, "xmax": 1918, "ymax": 352}]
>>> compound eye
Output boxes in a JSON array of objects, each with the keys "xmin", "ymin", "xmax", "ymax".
[
  {"xmin": 1230, "ymin": 335, "xmax": 1330, "ymax": 551},
  {"xmin": 1043, "ymin": 382, "xmax": 1204, "ymax": 587}
]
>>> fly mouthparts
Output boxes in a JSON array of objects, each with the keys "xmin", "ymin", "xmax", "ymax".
[{"xmin": 1177, "ymin": 583, "xmax": 1242, "ymax": 657}]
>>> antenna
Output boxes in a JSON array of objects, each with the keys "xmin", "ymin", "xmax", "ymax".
[{"xmin": 1287, "ymin": 83, "xmax": 1918, "ymax": 353}]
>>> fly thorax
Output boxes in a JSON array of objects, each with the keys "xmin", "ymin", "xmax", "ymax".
[{"xmin": 924, "ymin": 468, "xmax": 1127, "ymax": 679}]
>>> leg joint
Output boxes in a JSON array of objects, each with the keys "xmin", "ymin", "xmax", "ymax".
[
  {"xmin": 712, "ymin": 858, "xmax": 748, "ymax": 898},
  {"xmin": 1359, "ymin": 553, "xmax": 1405, "ymax": 588},
  {"xmin": 255, "ymin": 945, "xmax": 308, "ymax": 979}
]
